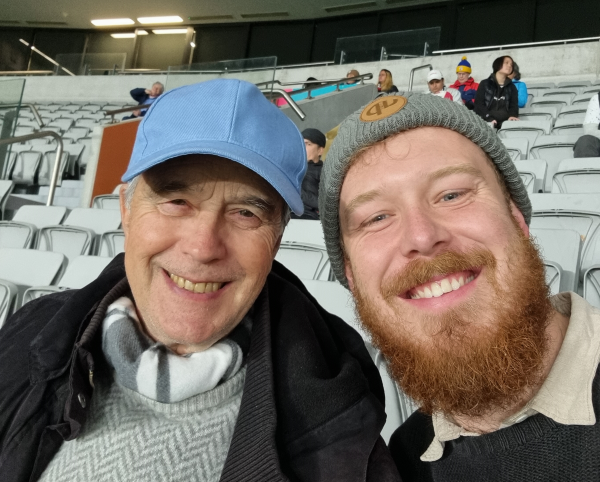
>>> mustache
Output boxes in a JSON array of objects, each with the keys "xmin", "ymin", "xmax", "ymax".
[{"xmin": 381, "ymin": 249, "xmax": 497, "ymax": 299}]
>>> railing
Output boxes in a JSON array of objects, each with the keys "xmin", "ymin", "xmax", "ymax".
[
  {"xmin": 408, "ymin": 64, "xmax": 432, "ymax": 91},
  {"xmin": 0, "ymin": 71, "xmax": 54, "ymax": 76},
  {"xmin": 258, "ymin": 72, "xmax": 373, "ymax": 100},
  {"xmin": 433, "ymin": 36, "xmax": 600, "ymax": 55},
  {"xmin": 0, "ymin": 132, "xmax": 64, "ymax": 206},
  {"xmin": 0, "ymin": 103, "xmax": 45, "ymax": 128},
  {"xmin": 103, "ymin": 104, "xmax": 151, "ymax": 124}
]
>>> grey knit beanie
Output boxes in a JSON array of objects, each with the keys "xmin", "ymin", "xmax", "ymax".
[{"xmin": 319, "ymin": 91, "xmax": 531, "ymax": 289}]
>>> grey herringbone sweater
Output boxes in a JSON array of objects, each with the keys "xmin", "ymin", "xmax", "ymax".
[{"xmin": 39, "ymin": 366, "xmax": 246, "ymax": 482}]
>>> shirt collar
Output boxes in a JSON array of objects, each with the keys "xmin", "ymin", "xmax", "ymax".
[{"xmin": 421, "ymin": 292, "xmax": 600, "ymax": 462}]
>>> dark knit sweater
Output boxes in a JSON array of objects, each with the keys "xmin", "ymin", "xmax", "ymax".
[{"xmin": 389, "ymin": 367, "xmax": 600, "ymax": 481}]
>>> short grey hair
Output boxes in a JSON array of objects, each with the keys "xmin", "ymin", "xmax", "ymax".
[{"xmin": 123, "ymin": 174, "xmax": 291, "ymax": 231}]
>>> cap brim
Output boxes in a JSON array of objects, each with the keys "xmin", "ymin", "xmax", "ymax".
[{"xmin": 121, "ymin": 140, "xmax": 304, "ymax": 215}]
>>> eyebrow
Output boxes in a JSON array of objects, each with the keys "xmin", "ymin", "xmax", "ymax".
[
  {"xmin": 342, "ymin": 164, "xmax": 485, "ymax": 224},
  {"xmin": 149, "ymin": 179, "xmax": 194, "ymax": 195}
]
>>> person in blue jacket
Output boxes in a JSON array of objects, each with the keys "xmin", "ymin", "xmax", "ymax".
[
  {"xmin": 508, "ymin": 62, "xmax": 528, "ymax": 108},
  {"xmin": 123, "ymin": 82, "xmax": 164, "ymax": 120}
]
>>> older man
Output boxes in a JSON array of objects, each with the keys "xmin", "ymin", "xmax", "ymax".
[
  {"xmin": 125, "ymin": 81, "xmax": 165, "ymax": 119},
  {"xmin": 319, "ymin": 93, "xmax": 600, "ymax": 481},
  {"xmin": 0, "ymin": 80, "xmax": 400, "ymax": 482}
]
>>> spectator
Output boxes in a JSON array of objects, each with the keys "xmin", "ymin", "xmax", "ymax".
[
  {"xmin": 449, "ymin": 56, "xmax": 479, "ymax": 110},
  {"xmin": 474, "ymin": 56, "xmax": 519, "ymax": 128},
  {"xmin": 574, "ymin": 92, "xmax": 600, "ymax": 157},
  {"xmin": 378, "ymin": 69, "xmax": 399, "ymax": 94},
  {"xmin": 320, "ymin": 92, "xmax": 600, "ymax": 481},
  {"xmin": 508, "ymin": 62, "xmax": 528, "ymax": 108},
  {"xmin": 124, "ymin": 82, "xmax": 164, "ymax": 119},
  {"xmin": 346, "ymin": 69, "xmax": 360, "ymax": 84},
  {"xmin": 0, "ymin": 80, "xmax": 400, "ymax": 482},
  {"xmin": 292, "ymin": 128, "xmax": 325, "ymax": 220},
  {"xmin": 426, "ymin": 70, "xmax": 462, "ymax": 103},
  {"xmin": 303, "ymin": 76, "xmax": 319, "ymax": 89}
]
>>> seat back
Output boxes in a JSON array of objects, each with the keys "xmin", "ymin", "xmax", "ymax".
[
  {"xmin": 0, "ymin": 279, "xmax": 18, "ymax": 328},
  {"xmin": 573, "ymin": 94, "xmax": 594, "ymax": 105},
  {"xmin": 282, "ymin": 219, "xmax": 325, "ymax": 247},
  {"xmin": 36, "ymin": 226, "xmax": 94, "ymax": 260},
  {"xmin": 0, "ymin": 248, "xmax": 66, "ymax": 294},
  {"xmin": 551, "ymin": 118, "xmax": 584, "ymax": 135},
  {"xmin": 530, "ymin": 228, "xmax": 582, "ymax": 292},
  {"xmin": 37, "ymin": 151, "xmax": 69, "ymax": 186},
  {"xmin": 275, "ymin": 244, "xmax": 331, "ymax": 280},
  {"xmin": 0, "ymin": 180, "xmax": 13, "ymax": 217},
  {"xmin": 583, "ymin": 266, "xmax": 600, "ymax": 309},
  {"xmin": 498, "ymin": 120, "xmax": 551, "ymax": 144},
  {"xmin": 92, "ymin": 194, "xmax": 121, "ymax": 210},
  {"xmin": 558, "ymin": 105, "xmax": 588, "ymax": 120},
  {"xmin": 542, "ymin": 89, "xmax": 577, "ymax": 100},
  {"xmin": 13, "ymin": 205, "xmax": 67, "ymax": 228},
  {"xmin": 11, "ymin": 151, "xmax": 42, "ymax": 185},
  {"xmin": 99, "ymin": 230, "xmax": 125, "ymax": 257},
  {"xmin": 500, "ymin": 137, "xmax": 529, "ymax": 161},
  {"xmin": 529, "ymin": 135, "xmax": 578, "ymax": 161},
  {"xmin": 64, "ymin": 208, "xmax": 122, "ymax": 234},
  {"xmin": 543, "ymin": 261, "xmax": 563, "ymax": 296},
  {"xmin": 516, "ymin": 160, "xmax": 547, "ymax": 193},
  {"xmin": 552, "ymin": 158, "xmax": 600, "ymax": 193},
  {"xmin": 0, "ymin": 222, "xmax": 34, "ymax": 249},
  {"xmin": 57, "ymin": 255, "xmax": 113, "ymax": 288}
]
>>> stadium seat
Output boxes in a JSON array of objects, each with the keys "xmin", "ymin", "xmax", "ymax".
[
  {"xmin": 37, "ymin": 151, "xmax": 70, "ymax": 186},
  {"xmin": 62, "ymin": 144, "xmax": 85, "ymax": 176},
  {"xmin": 11, "ymin": 151, "xmax": 42, "ymax": 185},
  {"xmin": 542, "ymin": 261, "xmax": 563, "ymax": 296},
  {"xmin": 25, "ymin": 138, "xmax": 49, "ymax": 147},
  {"xmin": 572, "ymin": 94, "xmax": 594, "ymax": 105},
  {"xmin": 542, "ymin": 89, "xmax": 577, "ymax": 101},
  {"xmin": 530, "ymin": 228, "xmax": 582, "ymax": 292},
  {"xmin": 50, "ymin": 118, "xmax": 74, "ymax": 131},
  {"xmin": 112, "ymin": 184, "xmax": 123, "ymax": 194},
  {"xmin": 516, "ymin": 160, "xmax": 547, "ymax": 193},
  {"xmin": 76, "ymin": 118, "xmax": 99, "ymax": 129},
  {"xmin": 498, "ymin": 120, "xmax": 551, "ymax": 144},
  {"xmin": 500, "ymin": 137, "xmax": 529, "ymax": 161},
  {"xmin": 282, "ymin": 219, "xmax": 325, "ymax": 247},
  {"xmin": 0, "ymin": 222, "xmax": 34, "ymax": 249},
  {"xmin": 64, "ymin": 126, "xmax": 90, "ymax": 141},
  {"xmin": 529, "ymin": 193, "xmax": 600, "ymax": 283},
  {"xmin": 275, "ymin": 244, "xmax": 331, "ymax": 280},
  {"xmin": 551, "ymin": 158, "xmax": 600, "ymax": 193},
  {"xmin": 551, "ymin": 118, "xmax": 584, "ymax": 135},
  {"xmin": 528, "ymin": 82, "xmax": 555, "ymax": 90},
  {"xmin": 557, "ymin": 105, "xmax": 587, "ymax": 121},
  {"xmin": 0, "ymin": 280, "xmax": 18, "ymax": 328},
  {"xmin": 0, "ymin": 205, "xmax": 67, "ymax": 249},
  {"xmin": 99, "ymin": 229, "xmax": 125, "ymax": 257},
  {"xmin": 0, "ymin": 180, "xmax": 14, "ymax": 218},
  {"xmin": 0, "ymin": 248, "xmax": 66, "ymax": 306},
  {"xmin": 21, "ymin": 255, "xmax": 113, "ymax": 305},
  {"xmin": 14, "ymin": 126, "xmax": 35, "ymax": 137},
  {"xmin": 583, "ymin": 266, "xmax": 600, "ymax": 308},
  {"xmin": 557, "ymin": 81, "xmax": 591, "ymax": 88},
  {"xmin": 530, "ymin": 95, "xmax": 571, "ymax": 108},
  {"xmin": 92, "ymin": 194, "xmax": 120, "ymax": 210},
  {"xmin": 529, "ymin": 135, "xmax": 578, "ymax": 161},
  {"xmin": 518, "ymin": 107, "xmax": 555, "ymax": 122}
]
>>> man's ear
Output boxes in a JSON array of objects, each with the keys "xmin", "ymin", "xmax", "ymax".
[
  {"xmin": 119, "ymin": 183, "xmax": 130, "ymax": 235},
  {"xmin": 344, "ymin": 259, "xmax": 355, "ymax": 291},
  {"xmin": 510, "ymin": 201, "xmax": 529, "ymax": 237}
]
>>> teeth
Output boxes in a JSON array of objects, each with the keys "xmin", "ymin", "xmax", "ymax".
[
  {"xmin": 169, "ymin": 273, "xmax": 223, "ymax": 294},
  {"xmin": 408, "ymin": 273, "xmax": 476, "ymax": 300}
]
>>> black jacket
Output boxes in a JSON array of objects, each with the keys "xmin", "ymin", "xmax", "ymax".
[
  {"xmin": 0, "ymin": 254, "xmax": 401, "ymax": 482},
  {"xmin": 474, "ymin": 74, "xmax": 518, "ymax": 126},
  {"xmin": 300, "ymin": 160, "xmax": 323, "ymax": 220}
]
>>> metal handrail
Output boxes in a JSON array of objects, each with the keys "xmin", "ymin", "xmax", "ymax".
[
  {"xmin": 0, "ymin": 131, "xmax": 64, "ymax": 206},
  {"xmin": 0, "ymin": 103, "xmax": 45, "ymax": 128},
  {"xmin": 258, "ymin": 73, "xmax": 373, "ymax": 101},
  {"xmin": 408, "ymin": 64, "xmax": 432, "ymax": 91},
  {"xmin": 104, "ymin": 104, "xmax": 151, "ymax": 123},
  {"xmin": 433, "ymin": 36, "xmax": 600, "ymax": 55},
  {"xmin": 0, "ymin": 71, "xmax": 54, "ymax": 76},
  {"xmin": 260, "ymin": 89, "xmax": 305, "ymax": 120}
]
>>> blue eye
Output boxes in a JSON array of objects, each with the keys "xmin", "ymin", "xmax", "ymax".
[{"xmin": 442, "ymin": 192, "xmax": 461, "ymax": 202}]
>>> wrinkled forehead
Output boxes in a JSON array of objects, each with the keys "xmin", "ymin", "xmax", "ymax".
[{"xmin": 142, "ymin": 155, "xmax": 281, "ymax": 201}]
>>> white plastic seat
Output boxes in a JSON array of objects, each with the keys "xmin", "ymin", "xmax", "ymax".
[
  {"xmin": 542, "ymin": 89, "xmax": 578, "ymax": 100},
  {"xmin": 275, "ymin": 244, "xmax": 331, "ymax": 280},
  {"xmin": 552, "ymin": 158, "xmax": 600, "ymax": 193},
  {"xmin": 76, "ymin": 118, "xmax": 98, "ymax": 129},
  {"xmin": 528, "ymin": 104, "xmax": 561, "ymax": 118},
  {"xmin": 0, "ymin": 248, "xmax": 66, "ymax": 306},
  {"xmin": 529, "ymin": 135, "xmax": 578, "ymax": 161},
  {"xmin": 99, "ymin": 230, "xmax": 125, "ymax": 257},
  {"xmin": 558, "ymin": 81, "xmax": 590, "ymax": 88},
  {"xmin": 583, "ymin": 265, "xmax": 600, "ymax": 308},
  {"xmin": 79, "ymin": 138, "xmax": 93, "ymax": 168},
  {"xmin": 0, "ymin": 279, "xmax": 18, "ymax": 328},
  {"xmin": 14, "ymin": 126, "xmax": 35, "ymax": 137},
  {"xmin": 112, "ymin": 184, "xmax": 124, "ymax": 194},
  {"xmin": 518, "ymin": 107, "xmax": 554, "ymax": 122},
  {"xmin": 530, "ymin": 228, "xmax": 582, "ymax": 292},
  {"xmin": 528, "ymin": 82, "xmax": 555, "ymax": 90},
  {"xmin": 12, "ymin": 205, "xmax": 67, "ymax": 228},
  {"xmin": 500, "ymin": 138, "xmax": 529, "ymax": 161},
  {"xmin": 572, "ymin": 94, "xmax": 594, "ymax": 105},
  {"xmin": 65, "ymin": 126, "xmax": 90, "ymax": 141},
  {"xmin": 56, "ymin": 105, "xmax": 81, "ymax": 114},
  {"xmin": 282, "ymin": 219, "xmax": 325, "ymax": 247},
  {"xmin": 11, "ymin": 151, "xmax": 42, "ymax": 185},
  {"xmin": 498, "ymin": 120, "xmax": 551, "ymax": 144},
  {"xmin": 551, "ymin": 118, "xmax": 584, "ymax": 135},
  {"xmin": 50, "ymin": 118, "xmax": 73, "ymax": 131},
  {"xmin": 37, "ymin": 151, "xmax": 69, "ymax": 186},
  {"xmin": 62, "ymin": 143, "xmax": 85, "ymax": 176},
  {"xmin": 543, "ymin": 261, "xmax": 563, "ymax": 296},
  {"xmin": 583, "ymin": 87, "xmax": 600, "ymax": 95},
  {"xmin": 530, "ymin": 95, "xmax": 571, "ymax": 108},
  {"xmin": 529, "ymin": 193, "xmax": 600, "ymax": 282},
  {"xmin": 0, "ymin": 180, "xmax": 13, "ymax": 218},
  {"xmin": 92, "ymin": 194, "xmax": 120, "ymax": 210},
  {"xmin": 0, "ymin": 222, "xmax": 34, "ymax": 249},
  {"xmin": 25, "ymin": 138, "xmax": 49, "ymax": 147},
  {"xmin": 80, "ymin": 104, "xmax": 103, "ymax": 113},
  {"xmin": 2, "ymin": 152, "xmax": 17, "ymax": 181},
  {"xmin": 557, "ymin": 105, "xmax": 587, "ymax": 121},
  {"xmin": 516, "ymin": 160, "xmax": 547, "ymax": 193}
]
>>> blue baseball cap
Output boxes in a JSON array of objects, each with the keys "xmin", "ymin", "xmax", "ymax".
[{"xmin": 122, "ymin": 79, "xmax": 307, "ymax": 215}]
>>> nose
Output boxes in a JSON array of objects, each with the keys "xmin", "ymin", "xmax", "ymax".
[
  {"xmin": 177, "ymin": 213, "xmax": 227, "ymax": 264},
  {"xmin": 397, "ymin": 206, "xmax": 451, "ymax": 259}
]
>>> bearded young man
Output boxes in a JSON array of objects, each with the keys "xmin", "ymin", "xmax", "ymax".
[{"xmin": 319, "ymin": 92, "xmax": 600, "ymax": 481}]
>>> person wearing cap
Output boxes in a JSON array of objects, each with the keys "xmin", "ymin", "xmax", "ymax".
[
  {"xmin": 292, "ymin": 128, "xmax": 326, "ymax": 220},
  {"xmin": 0, "ymin": 80, "xmax": 401, "ymax": 482},
  {"xmin": 574, "ymin": 92, "xmax": 600, "ymax": 158},
  {"xmin": 426, "ymin": 70, "xmax": 462, "ymax": 104},
  {"xmin": 449, "ymin": 56, "xmax": 479, "ymax": 110},
  {"xmin": 319, "ymin": 91, "xmax": 600, "ymax": 481}
]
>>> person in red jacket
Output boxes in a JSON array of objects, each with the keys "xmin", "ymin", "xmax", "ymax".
[{"xmin": 449, "ymin": 56, "xmax": 479, "ymax": 110}]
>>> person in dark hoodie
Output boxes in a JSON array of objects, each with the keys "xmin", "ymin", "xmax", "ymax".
[
  {"xmin": 474, "ymin": 56, "xmax": 519, "ymax": 128},
  {"xmin": 292, "ymin": 128, "xmax": 326, "ymax": 220}
]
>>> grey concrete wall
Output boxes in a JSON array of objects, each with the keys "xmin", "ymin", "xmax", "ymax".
[
  {"xmin": 14, "ymin": 41, "xmax": 600, "ymax": 104},
  {"xmin": 280, "ymin": 84, "xmax": 378, "ymax": 134}
]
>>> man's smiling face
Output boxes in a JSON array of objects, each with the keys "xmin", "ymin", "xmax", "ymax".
[{"xmin": 120, "ymin": 155, "xmax": 284, "ymax": 354}]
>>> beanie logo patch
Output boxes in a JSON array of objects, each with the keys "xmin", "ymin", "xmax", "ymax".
[{"xmin": 360, "ymin": 96, "xmax": 407, "ymax": 122}]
